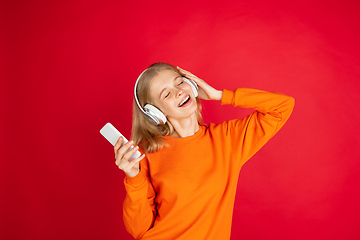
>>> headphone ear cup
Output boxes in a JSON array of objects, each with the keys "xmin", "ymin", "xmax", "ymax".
[
  {"xmin": 182, "ymin": 77, "xmax": 198, "ymax": 97},
  {"xmin": 143, "ymin": 104, "xmax": 167, "ymax": 125}
]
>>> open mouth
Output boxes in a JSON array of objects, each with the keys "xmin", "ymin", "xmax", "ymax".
[{"xmin": 178, "ymin": 96, "xmax": 190, "ymax": 107}]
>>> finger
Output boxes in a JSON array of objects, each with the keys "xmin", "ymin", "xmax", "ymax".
[
  {"xmin": 178, "ymin": 69, "xmax": 200, "ymax": 80},
  {"xmin": 123, "ymin": 154, "xmax": 145, "ymax": 172},
  {"xmin": 119, "ymin": 145, "xmax": 141, "ymax": 167},
  {"xmin": 123, "ymin": 145, "xmax": 139, "ymax": 161},
  {"xmin": 115, "ymin": 140, "xmax": 134, "ymax": 160},
  {"xmin": 177, "ymin": 66, "xmax": 190, "ymax": 72},
  {"xmin": 114, "ymin": 137, "xmax": 123, "ymax": 153},
  {"xmin": 118, "ymin": 153, "xmax": 145, "ymax": 173},
  {"xmin": 177, "ymin": 66, "xmax": 205, "ymax": 86},
  {"xmin": 181, "ymin": 70, "xmax": 194, "ymax": 77},
  {"xmin": 116, "ymin": 146, "xmax": 136, "ymax": 169},
  {"xmin": 177, "ymin": 66, "xmax": 192, "ymax": 75},
  {"xmin": 184, "ymin": 73, "xmax": 197, "ymax": 80},
  {"xmin": 117, "ymin": 158, "xmax": 129, "ymax": 170},
  {"xmin": 123, "ymin": 162, "xmax": 139, "ymax": 176}
]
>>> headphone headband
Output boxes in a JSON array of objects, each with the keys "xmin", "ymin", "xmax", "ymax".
[{"xmin": 133, "ymin": 69, "xmax": 147, "ymax": 116}]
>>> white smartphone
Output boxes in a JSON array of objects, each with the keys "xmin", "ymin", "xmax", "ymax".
[{"xmin": 100, "ymin": 122, "xmax": 141, "ymax": 161}]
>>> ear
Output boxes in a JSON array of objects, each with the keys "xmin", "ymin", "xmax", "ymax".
[{"xmin": 143, "ymin": 104, "xmax": 167, "ymax": 125}]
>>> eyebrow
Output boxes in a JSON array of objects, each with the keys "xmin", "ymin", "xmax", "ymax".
[{"xmin": 159, "ymin": 75, "xmax": 182, "ymax": 98}]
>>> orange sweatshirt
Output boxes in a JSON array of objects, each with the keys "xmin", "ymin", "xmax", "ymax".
[{"xmin": 123, "ymin": 88, "xmax": 295, "ymax": 240}]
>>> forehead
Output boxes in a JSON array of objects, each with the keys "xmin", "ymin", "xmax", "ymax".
[{"xmin": 150, "ymin": 69, "xmax": 180, "ymax": 90}]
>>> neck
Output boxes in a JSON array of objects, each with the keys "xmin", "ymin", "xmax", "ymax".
[{"xmin": 168, "ymin": 113, "xmax": 200, "ymax": 138}]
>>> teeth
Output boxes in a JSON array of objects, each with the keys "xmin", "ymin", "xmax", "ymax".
[{"xmin": 179, "ymin": 96, "xmax": 189, "ymax": 107}]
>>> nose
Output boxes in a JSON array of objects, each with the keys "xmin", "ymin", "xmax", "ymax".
[{"xmin": 176, "ymin": 88, "xmax": 184, "ymax": 98}]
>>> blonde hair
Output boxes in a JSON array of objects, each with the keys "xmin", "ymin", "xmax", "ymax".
[{"xmin": 131, "ymin": 63, "xmax": 203, "ymax": 153}]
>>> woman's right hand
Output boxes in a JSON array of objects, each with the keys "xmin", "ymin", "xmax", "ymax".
[
  {"xmin": 177, "ymin": 66, "xmax": 223, "ymax": 101},
  {"xmin": 114, "ymin": 137, "xmax": 145, "ymax": 177}
]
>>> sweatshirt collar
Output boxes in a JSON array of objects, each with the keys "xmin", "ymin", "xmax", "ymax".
[{"xmin": 163, "ymin": 125, "xmax": 205, "ymax": 144}]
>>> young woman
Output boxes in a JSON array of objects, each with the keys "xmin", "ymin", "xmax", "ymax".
[{"xmin": 114, "ymin": 63, "xmax": 295, "ymax": 240}]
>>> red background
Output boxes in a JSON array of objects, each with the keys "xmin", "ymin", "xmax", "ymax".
[{"xmin": 1, "ymin": 0, "xmax": 360, "ymax": 239}]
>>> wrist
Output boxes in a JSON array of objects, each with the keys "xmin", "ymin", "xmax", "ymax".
[
  {"xmin": 214, "ymin": 90, "xmax": 223, "ymax": 101},
  {"xmin": 125, "ymin": 169, "xmax": 145, "ymax": 187}
]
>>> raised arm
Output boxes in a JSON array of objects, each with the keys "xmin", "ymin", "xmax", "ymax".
[{"xmin": 221, "ymin": 88, "xmax": 295, "ymax": 165}]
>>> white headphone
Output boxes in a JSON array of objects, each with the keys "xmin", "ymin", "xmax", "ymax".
[{"xmin": 134, "ymin": 69, "xmax": 199, "ymax": 125}]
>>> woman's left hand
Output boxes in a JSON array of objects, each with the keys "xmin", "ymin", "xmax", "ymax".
[{"xmin": 177, "ymin": 66, "xmax": 223, "ymax": 101}]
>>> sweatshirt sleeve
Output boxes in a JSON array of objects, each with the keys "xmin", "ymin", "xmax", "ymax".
[
  {"xmin": 122, "ymin": 158, "xmax": 157, "ymax": 239},
  {"xmin": 221, "ymin": 88, "xmax": 295, "ymax": 166}
]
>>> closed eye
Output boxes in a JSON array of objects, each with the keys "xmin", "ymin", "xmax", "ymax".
[
  {"xmin": 164, "ymin": 92, "xmax": 170, "ymax": 98},
  {"xmin": 178, "ymin": 81, "xmax": 184, "ymax": 86}
]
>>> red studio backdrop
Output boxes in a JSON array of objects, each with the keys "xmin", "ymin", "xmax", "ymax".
[{"xmin": 1, "ymin": 0, "xmax": 360, "ymax": 239}]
